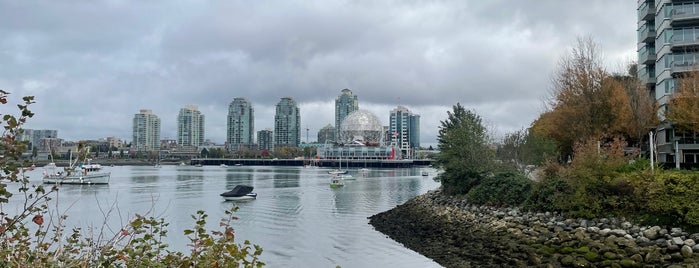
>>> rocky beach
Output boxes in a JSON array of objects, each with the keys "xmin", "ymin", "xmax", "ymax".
[{"xmin": 369, "ymin": 190, "xmax": 699, "ymax": 267}]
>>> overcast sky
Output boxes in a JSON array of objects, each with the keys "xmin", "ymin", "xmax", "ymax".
[{"xmin": 0, "ymin": 1, "xmax": 637, "ymax": 147}]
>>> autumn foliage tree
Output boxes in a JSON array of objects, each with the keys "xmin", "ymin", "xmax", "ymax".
[
  {"xmin": 533, "ymin": 37, "xmax": 648, "ymax": 158},
  {"xmin": 666, "ymin": 70, "xmax": 699, "ymax": 133}
]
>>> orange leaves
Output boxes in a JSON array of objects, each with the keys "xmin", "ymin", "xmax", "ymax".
[
  {"xmin": 32, "ymin": 214, "xmax": 44, "ymax": 226},
  {"xmin": 667, "ymin": 71, "xmax": 699, "ymax": 133}
]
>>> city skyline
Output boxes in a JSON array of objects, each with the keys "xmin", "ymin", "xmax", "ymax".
[{"xmin": 1, "ymin": 2, "xmax": 637, "ymax": 147}]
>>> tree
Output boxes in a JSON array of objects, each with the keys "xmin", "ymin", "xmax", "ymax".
[
  {"xmin": 537, "ymin": 37, "xmax": 634, "ymax": 158},
  {"xmin": 666, "ymin": 70, "xmax": 699, "ymax": 133},
  {"xmin": 435, "ymin": 103, "xmax": 495, "ymax": 195},
  {"xmin": 613, "ymin": 64, "xmax": 658, "ymax": 149}
]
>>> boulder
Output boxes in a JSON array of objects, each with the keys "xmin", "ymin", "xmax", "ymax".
[{"xmin": 681, "ymin": 245, "xmax": 693, "ymax": 258}]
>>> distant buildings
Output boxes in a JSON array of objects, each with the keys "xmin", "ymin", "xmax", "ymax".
[
  {"xmin": 177, "ymin": 105, "xmax": 205, "ymax": 147},
  {"xmin": 227, "ymin": 97, "xmax": 255, "ymax": 151},
  {"xmin": 317, "ymin": 124, "xmax": 336, "ymax": 144},
  {"xmin": 257, "ymin": 129, "xmax": 273, "ymax": 151},
  {"xmin": 335, "ymin": 89, "xmax": 358, "ymax": 139},
  {"xmin": 389, "ymin": 106, "xmax": 420, "ymax": 159},
  {"xmin": 274, "ymin": 97, "xmax": 301, "ymax": 148},
  {"xmin": 132, "ymin": 109, "xmax": 161, "ymax": 151},
  {"xmin": 20, "ymin": 129, "xmax": 58, "ymax": 151}
]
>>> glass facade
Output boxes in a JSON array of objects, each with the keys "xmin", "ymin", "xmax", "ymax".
[
  {"xmin": 227, "ymin": 97, "xmax": 255, "ymax": 151},
  {"xmin": 274, "ymin": 97, "xmax": 300, "ymax": 148}
]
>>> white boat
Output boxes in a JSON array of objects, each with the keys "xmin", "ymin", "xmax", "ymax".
[
  {"xmin": 220, "ymin": 164, "xmax": 228, "ymax": 168},
  {"xmin": 42, "ymin": 161, "xmax": 110, "ymax": 185},
  {"xmin": 330, "ymin": 176, "xmax": 345, "ymax": 188},
  {"xmin": 179, "ymin": 162, "xmax": 186, "ymax": 166},
  {"xmin": 422, "ymin": 171, "xmax": 429, "ymax": 176},
  {"xmin": 221, "ymin": 185, "xmax": 257, "ymax": 201},
  {"xmin": 328, "ymin": 169, "xmax": 348, "ymax": 175}
]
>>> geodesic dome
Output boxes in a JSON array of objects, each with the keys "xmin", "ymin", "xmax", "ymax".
[{"xmin": 340, "ymin": 110, "xmax": 383, "ymax": 145}]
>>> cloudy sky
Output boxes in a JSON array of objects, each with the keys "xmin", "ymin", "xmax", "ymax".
[{"xmin": 0, "ymin": 1, "xmax": 637, "ymax": 147}]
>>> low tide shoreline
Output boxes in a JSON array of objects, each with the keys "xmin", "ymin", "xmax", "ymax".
[{"xmin": 369, "ymin": 190, "xmax": 699, "ymax": 267}]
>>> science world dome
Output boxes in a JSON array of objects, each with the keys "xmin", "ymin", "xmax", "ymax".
[{"xmin": 339, "ymin": 110, "xmax": 383, "ymax": 144}]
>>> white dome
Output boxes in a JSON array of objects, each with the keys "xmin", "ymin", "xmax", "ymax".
[{"xmin": 340, "ymin": 110, "xmax": 383, "ymax": 144}]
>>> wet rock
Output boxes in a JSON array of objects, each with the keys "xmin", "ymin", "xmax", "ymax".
[{"xmin": 681, "ymin": 245, "xmax": 693, "ymax": 258}]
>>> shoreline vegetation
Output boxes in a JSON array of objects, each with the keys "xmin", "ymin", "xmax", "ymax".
[{"xmin": 372, "ymin": 39, "xmax": 699, "ymax": 267}]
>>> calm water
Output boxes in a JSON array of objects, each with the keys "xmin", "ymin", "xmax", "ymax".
[{"xmin": 14, "ymin": 165, "xmax": 442, "ymax": 268}]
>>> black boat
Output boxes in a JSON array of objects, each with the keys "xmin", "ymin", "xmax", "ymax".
[{"xmin": 220, "ymin": 185, "xmax": 257, "ymax": 201}]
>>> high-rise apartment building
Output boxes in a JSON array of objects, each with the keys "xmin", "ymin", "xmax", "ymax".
[
  {"xmin": 638, "ymin": 0, "xmax": 699, "ymax": 164},
  {"xmin": 389, "ymin": 106, "xmax": 420, "ymax": 159},
  {"xmin": 274, "ymin": 97, "xmax": 300, "ymax": 148},
  {"xmin": 132, "ymin": 109, "xmax": 161, "ymax": 151},
  {"xmin": 257, "ymin": 129, "xmax": 273, "ymax": 151},
  {"xmin": 335, "ymin": 89, "xmax": 358, "ymax": 139},
  {"xmin": 227, "ymin": 97, "xmax": 255, "ymax": 151},
  {"xmin": 177, "ymin": 105, "xmax": 205, "ymax": 147},
  {"xmin": 20, "ymin": 129, "xmax": 58, "ymax": 151},
  {"xmin": 317, "ymin": 124, "xmax": 336, "ymax": 144}
]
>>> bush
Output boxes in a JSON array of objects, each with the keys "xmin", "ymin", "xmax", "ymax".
[{"xmin": 466, "ymin": 172, "xmax": 532, "ymax": 207}]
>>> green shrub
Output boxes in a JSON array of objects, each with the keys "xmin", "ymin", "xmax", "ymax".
[{"xmin": 466, "ymin": 172, "xmax": 532, "ymax": 206}]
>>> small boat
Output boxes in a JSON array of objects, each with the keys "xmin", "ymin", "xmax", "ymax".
[
  {"xmin": 220, "ymin": 164, "xmax": 228, "ymax": 168},
  {"xmin": 43, "ymin": 161, "xmax": 110, "ymax": 185},
  {"xmin": 422, "ymin": 171, "xmax": 429, "ymax": 177},
  {"xmin": 179, "ymin": 162, "xmax": 186, "ymax": 166},
  {"xmin": 330, "ymin": 176, "xmax": 345, "ymax": 188},
  {"xmin": 220, "ymin": 185, "xmax": 257, "ymax": 201},
  {"xmin": 328, "ymin": 169, "xmax": 348, "ymax": 175}
]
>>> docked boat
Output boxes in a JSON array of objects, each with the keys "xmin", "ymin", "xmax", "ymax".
[
  {"xmin": 330, "ymin": 176, "xmax": 345, "ymax": 188},
  {"xmin": 422, "ymin": 171, "xmax": 429, "ymax": 176},
  {"xmin": 220, "ymin": 164, "xmax": 228, "ymax": 168},
  {"xmin": 42, "ymin": 161, "xmax": 110, "ymax": 185},
  {"xmin": 220, "ymin": 185, "xmax": 257, "ymax": 201}
]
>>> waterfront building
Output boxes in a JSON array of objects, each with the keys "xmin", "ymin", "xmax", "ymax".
[
  {"xmin": 257, "ymin": 129, "xmax": 273, "ymax": 151},
  {"xmin": 274, "ymin": 97, "xmax": 300, "ymax": 148},
  {"xmin": 227, "ymin": 97, "xmax": 255, "ymax": 151},
  {"xmin": 389, "ymin": 106, "xmax": 420, "ymax": 159},
  {"xmin": 20, "ymin": 129, "xmax": 58, "ymax": 151},
  {"xmin": 177, "ymin": 105, "xmax": 205, "ymax": 147},
  {"xmin": 132, "ymin": 109, "xmax": 161, "ymax": 152},
  {"xmin": 105, "ymin": 136, "xmax": 123, "ymax": 149},
  {"xmin": 335, "ymin": 89, "xmax": 359, "ymax": 139},
  {"xmin": 638, "ymin": 0, "xmax": 699, "ymax": 165},
  {"xmin": 317, "ymin": 124, "xmax": 336, "ymax": 144}
]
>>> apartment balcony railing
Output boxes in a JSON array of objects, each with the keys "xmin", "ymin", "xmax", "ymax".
[
  {"xmin": 671, "ymin": 61, "xmax": 698, "ymax": 74},
  {"xmin": 639, "ymin": 29, "xmax": 656, "ymax": 43},
  {"xmin": 670, "ymin": 37, "xmax": 699, "ymax": 51},
  {"xmin": 671, "ymin": 9, "xmax": 699, "ymax": 26},
  {"xmin": 640, "ymin": 51, "xmax": 657, "ymax": 64},
  {"xmin": 639, "ymin": 2, "xmax": 655, "ymax": 21}
]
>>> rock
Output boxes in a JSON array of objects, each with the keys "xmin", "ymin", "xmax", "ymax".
[
  {"xmin": 685, "ymin": 239, "xmax": 696, "ymax": 247},
  {"xmin": 619, "ymin": 259, "xmax": 638, "ymax": 268},
  {"xmin": 588, "ymin": 226, "xmax": 600, "ymax": 234},
  {"xmin": 610, "ymin": 229, "xmax": 627, "ymax": 237},
  {"xmin": 690, "ymin": 233, "xmax": 699, "ymax": 241},
  {"xmin": 560, "ymin": 255, "xmax": 574, "ymax": 266},
  {"xmin": 694, "ymin": 244, "xmax": 699, "ymax": 251},
  {"xmin": 621, "ymin": 221, "xmax": 633, "ymax": 229},
  {"xmin": 583, "ymin": 251, "xmax": 599, "ymax": 262},
  {"xmin": 600, "ymin": 228, "xmax": 612, "ymax": 236},
  {"xmin": 630, "ymin": 253, "xmax": 643, "ymax": 264},
  {"xmin": 645, "ymin": 250, "xmax": 662, "ymax": 263},
  {"xmin": 659, "ymin": 228, "xmax": 668, "ymax": 237},
  {"xmin": 672, "ymin": 237, "xmax": 684, "ymax": 246},
  {"xmin": 573, "ymin": 257, "xmax": 592, "ymax": 267},
  {"xmin": 681, "ymin": 245, "xmax": 693, "ymax": 258},
  {"xmin": 670, "ymin": 227, "xmax": 682, "ymax": 237},
  {"xmin": 643, "ymin": 226, "xmax": 661, "ymax": 240},
  {"xmin": 604, "ymin": 251, "xmax": 618, "ymax": 260}
]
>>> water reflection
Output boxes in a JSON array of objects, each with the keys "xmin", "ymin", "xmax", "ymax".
[{"xmin": 9, "ymin": 165, "xmax": 442, "ymax": 268}]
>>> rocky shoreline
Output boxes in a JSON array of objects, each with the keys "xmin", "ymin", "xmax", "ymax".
[{"xmin": 369, "ymin": 190, "xmax": 699, "ymax": 267}]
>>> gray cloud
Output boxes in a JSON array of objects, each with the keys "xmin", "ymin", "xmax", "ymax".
[{"xmin": 0, "ymin": 0, "xmax": 636, "ymax": 146}]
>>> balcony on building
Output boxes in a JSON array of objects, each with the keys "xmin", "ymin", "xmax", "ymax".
[
  {"xmin": 638, "ymin": 1, "xmax": 655, "ymax": 21},
  {"xmin": 670, "ymin": 5, "xmax": 699, "ymax": 26},
  {"xmin": 670, "ymin": 27, "xmax": 699, "ymax": 51},
  {"xmin": 639, "ymin": 46, "xmax": 657, "ymax": 64},
  {"xmin": 638, "ymin": 25, "xmax": 656, "ymax": 44}
]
